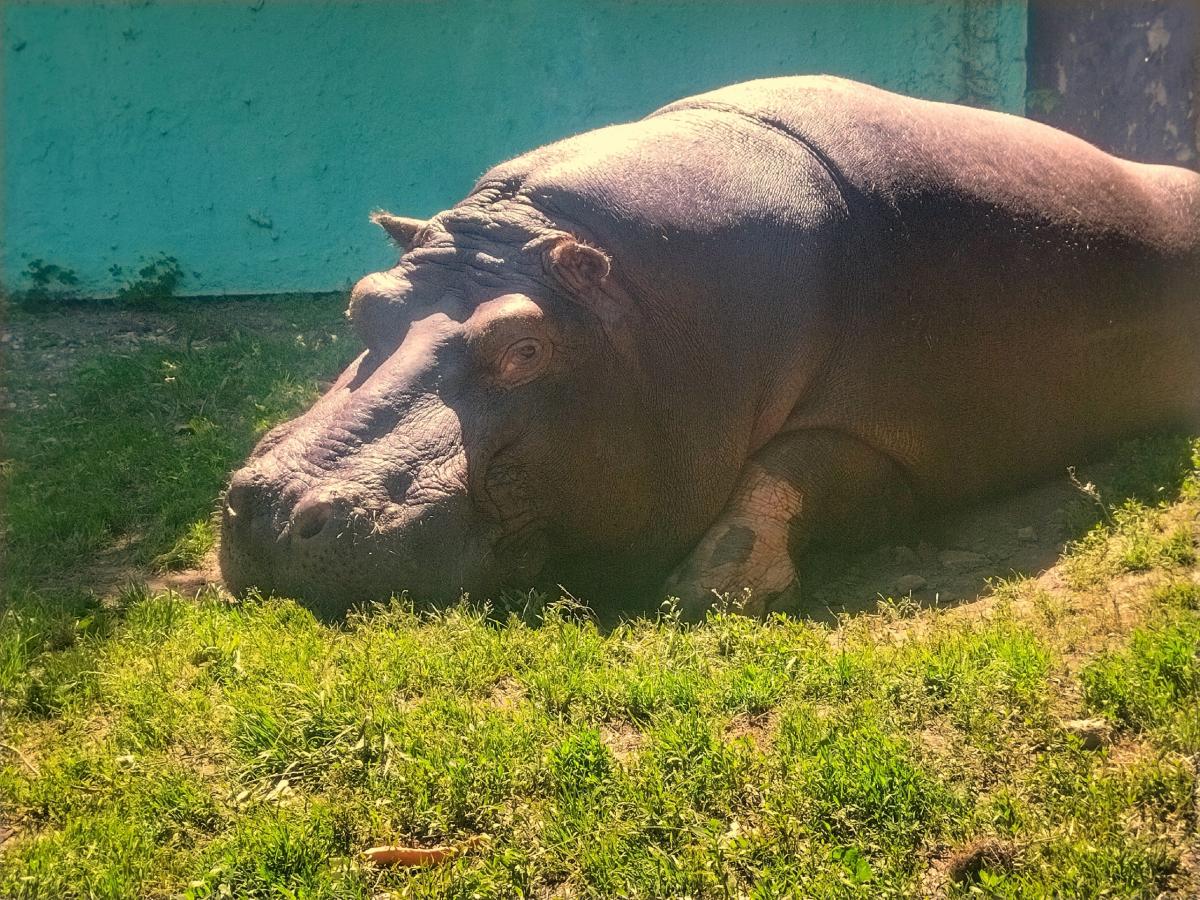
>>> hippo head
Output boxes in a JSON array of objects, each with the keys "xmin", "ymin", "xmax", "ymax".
[{"xmin": 219, "ymin": 190, "xmax": 737, "ymax": 618}]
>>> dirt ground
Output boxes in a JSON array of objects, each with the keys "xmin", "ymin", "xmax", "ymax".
[{"xmin": 800, "ymin": 474, "xmax": 1091, "ymax": 619}]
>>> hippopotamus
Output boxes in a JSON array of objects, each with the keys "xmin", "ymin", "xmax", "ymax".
[{"xmin": 219, "ymin": 75, "xmax": 1200, "ymax": 619}]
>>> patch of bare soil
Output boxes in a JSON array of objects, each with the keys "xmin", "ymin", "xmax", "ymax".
[
  {"xmin": 486, "ymin": 677, "xmax": 527, "ymax": 711},
  {"xmin": 724, "ymin": 710, "xmax": 779, "ymax": 750},
  {"xmin": 1, "ymin": 305, "xmax": 174, "ymax": 413},
  {"xmin": 799, "ymin": 470, "xmax": 1103, "ymax": 620},
  {"xmin": 147, "ymin": 559, "xmax": 226, "ymax": 599},
  {"xmin": 599, "ymin": 721, "xmax": 645, "ymax": 763},
  {"xmin": 922, "ymin": 837, "xmax": 1020, "ymax": 898},
  {"xmin": 27, "ymin": 537, "xmax": 224, "ymax": 602},
  {"xmin": 1173, "ymin": 839, "xmax": 1200, "ymax": 899}
]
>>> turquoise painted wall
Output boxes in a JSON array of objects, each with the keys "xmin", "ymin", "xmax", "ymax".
[{"xmin": 2, "ymin": 1, "xmax": 1027, "ymax": 296}]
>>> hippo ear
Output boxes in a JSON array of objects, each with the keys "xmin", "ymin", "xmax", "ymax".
[
  {"xmin": 369, "ymin": 210, "xmax": 426, "ymax": 251},
  {"xmin": 542, "ymin": 236, "xmax": 632, "ymax": 351},
  {"xmin": 545, "ymin": 236, "xmax": 611, "ymax": 296}
]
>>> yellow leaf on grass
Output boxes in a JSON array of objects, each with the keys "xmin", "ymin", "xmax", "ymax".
[
  {"xmin": 362, "ymin": 835, "xmax": 486, "ymax": 867},
  {"xmin": 362, "ymin": 844, "xmax": 458, "ymax": 867}
]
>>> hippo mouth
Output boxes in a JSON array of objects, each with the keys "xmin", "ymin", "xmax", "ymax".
[{"xmin": 217, "ymin": 468, "xmax": 540, "ymax": 618}]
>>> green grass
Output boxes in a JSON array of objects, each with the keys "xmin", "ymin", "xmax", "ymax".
[
  {"xmin": 1082, "ymin": 602, "xmax": 1200, "ymax": 753},
  {"xmin": 2, "ymin": 296, "xmax": 355, "ymax": 592},
  {"xmin": 1, "ymin": 296, "xmax": 1198, "ymax": 897}
]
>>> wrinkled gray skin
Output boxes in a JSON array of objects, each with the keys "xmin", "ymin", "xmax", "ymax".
[{"xmin": 220, "ymin": 76, "xmax": 1200, "ymax": 619}]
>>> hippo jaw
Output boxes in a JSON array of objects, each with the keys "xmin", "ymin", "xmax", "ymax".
[
  {"xmin": 218, "ymin": 446, "xmax": 523, "ymax": 620},
  {"xmin": 217, "ymin": 473, "xmax": 512, "ymax": 619}
]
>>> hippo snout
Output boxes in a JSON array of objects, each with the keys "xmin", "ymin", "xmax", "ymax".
[
  {"xmin": 219, "ymin": 455, "xmax": 499, "ymax": 618},
  {"xmin": 225, "ymin": 478, "xmax": 346, "ymax": 546},
  {"xmin": 220, "ymin": 467, "xmax": 387, "ymax": 616}
]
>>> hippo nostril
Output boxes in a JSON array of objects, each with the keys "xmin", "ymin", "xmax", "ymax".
[
  {"xmin": 291, "ymin": 498, "xmax": 334, "ymax": 541},
  {"xmin": 224, "ymin": 473, "xmax": 256, "ymax": 521}
]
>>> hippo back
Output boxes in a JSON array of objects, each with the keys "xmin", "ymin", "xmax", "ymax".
[
  {"xmin": 479, "ymin": 76, "xmax": 1200, "ymax": 502},
  {"xmin": 655, "ymin": 76, "xmax": 1200, "ymax": 259}
]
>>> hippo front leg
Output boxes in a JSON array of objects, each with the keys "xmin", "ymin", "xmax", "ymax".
[{"xmin": 663, "ymin": 432, "xmax": 914, "ymax": 619}]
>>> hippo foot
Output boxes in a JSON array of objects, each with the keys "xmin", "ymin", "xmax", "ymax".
[{"xmin": 661, "ymin": 520, "xmax": 799, "ymax": 621}]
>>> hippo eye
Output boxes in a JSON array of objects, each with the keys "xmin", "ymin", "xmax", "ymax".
[{"xmin": 498, "ymin": 337, "xmax": 548, "ymax": 384}]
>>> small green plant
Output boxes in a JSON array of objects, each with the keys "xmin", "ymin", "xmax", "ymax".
[
  {"xmin": 1064, "ymin": 501, "xmax": 1197, "ymax": 588},
  {"xmin": 1152, "ymin": 580, "xmax": 1200, "ymax": 610},
  {"xmin": 1025, "ymin": 88, "xmax": 1061, "ymax": 116},
  {"xmin": 114, "ymin": 254, "xmax": 184, "ymax": 306},
  {"xmin": 152, "ymin": 518, "xmax": 217, "ymax": 572}
]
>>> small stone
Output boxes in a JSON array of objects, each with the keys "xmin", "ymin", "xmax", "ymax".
[
  {"xmin": 1063, "ymin": 717, "xmax": 1110, "ymax": 750},
  {"xmin": 1017, "ymin": 526, "xmax": 1038, "ymax": 543},
  {"xmin": 895, "ymin": 574, "xmax": 927, "ymax": 593},
  {"xmin": 893, "ymin": 545, "xmax": 919, "ymax": 565},
  {"xmin": 938, "ymin": 549, "xmax": 988, "ymax": 572}
]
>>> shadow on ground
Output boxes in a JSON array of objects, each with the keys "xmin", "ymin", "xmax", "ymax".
[
  {"xmin": 155, "ymin": 440, "xmax": 1194, "ymax": 630},
  {"xmin": 798, "ymin": 435, "xmax": 1196, "ymax": 621}
]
